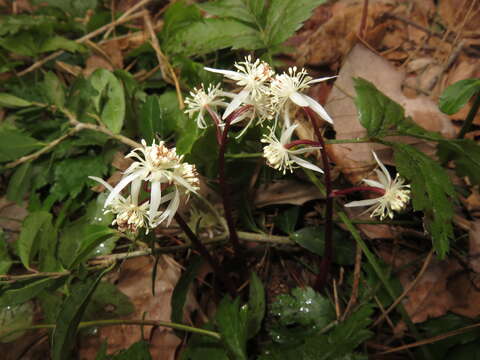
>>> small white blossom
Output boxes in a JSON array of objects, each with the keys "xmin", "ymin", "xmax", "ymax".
[
  {"xmin": 269, "ymin": 67, "xmax": 335, "ymax": 126},
  {"xmin": 344, "ymin": 152, "xmax": 411, "ymax": 220},
  {"xmin": 261, "ymin": 124, "xmax": 324, "ymax": 174},
  {"xmin": 205, "ymin": 55, "xmax": 274, "ymax": 119},
  {"xmin": 104, "ymin": 140, "xmax": 200, "ymax": 227},
  {"xmin": 184, "ymin": 83, "xmax": 228, "ymax": 128},
  {"xmin": 89, "ymin": 176, "xmax": 150, "ymax": 233}
]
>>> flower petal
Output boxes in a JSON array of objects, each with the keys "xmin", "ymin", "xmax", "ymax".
[
  {"xmin": 105, "ymin": 172, "xmax": 140, "ymax": 207},
  {"xmin": 222, "ymin": 88, "xmax": 250, "ymax": 119},
  {"xmin": 362, "ymin": 179, "xmax": 385, "ymax": 189},
  {"xmin": 280, "ymin": 123, "xmax": 298, "ymax": 144},
  {"xmin": 130, "ymin": 178, "xmax": 142, "ymax": 206},
  {"xmin": 204, "ymin": 67, "xmax": 241, "ymax": 80},
  {"xmin": 149, "ymin": 180, "xmax": 162, "ymax": 221},
  {"xmin": 289, "ymin": 91, "xmax": 309, "ymax": 107},
  {"xmin": 344, "ymin": 198, "xmax": 380, "ymax": 207},
  {"xmin": 89, "ymin": 176, "xmax": 114, "ymax": 192},
  {"xmin": 303, "ymin": 95, "xmax": 333, "ymax": 124},
  {"xmin": 308, "ymin": 75, "xmax": 337, "ymax": 84},
  {"xmin": 372, "ymin": 151, "xmax": 391, "ymax": 184},
  {"xmin": 290, "ymin": 155, "xmax": 324, "ymax": 173}
]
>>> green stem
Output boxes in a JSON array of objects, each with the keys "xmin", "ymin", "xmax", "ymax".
[
  {"xmin": 0, "ymin": 319, "xmax": 221, "ymax": 342},
  {"xmin": 457, "ymin": 91, "xmax": 480, "ymax": 139}
]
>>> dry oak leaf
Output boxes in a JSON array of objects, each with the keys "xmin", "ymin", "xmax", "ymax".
[
  {"xmin": 79, "ymin": 256, "xmax": 182, "ymax": 359},
  {"xmin": 254, "ymin": 180, "xmax": 323, "ymax": 208}
]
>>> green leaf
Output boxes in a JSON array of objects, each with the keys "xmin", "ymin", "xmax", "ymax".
[
  {"xmin": 274, "ymin": 206, "xmax": 300, "ymax": 234},
  {"xmin": 89, "ymin": 69, "xmax": 125, "ymax": 133},
  {"xmin": 51, "ymin": 268, "xmax": 110, "ymax": 360},
  {"xmin": 198, "ymin": 0, "xmax": 266, "ymax": 26},
  {"xmin": 67, "ymin": 225, "xmax": 117, "ymax": 269},
  {"xmin": 51, "ymin": 155, "xmax": 108, "ymax": 200},
  {"xmin": 437, "ymin": 139, "xmax": 480, "ymax": 185},
  {"xmin": 439, "ymin": 79, "xmax": 480, "ymax": 115},
  {"xmin": 43, "ymin": 72, "xmax": 65, "ymax": 108},
  {"xmin": 0, "ymin": 32, "xmax": 38, "ymax": 56},
  {"xmin": 110, "ymin": 340, "xmax": 152, "ymax": 360},
  {"xmin": 0, "ymin": 14, "xmax": 56, "ymax": 36},
  {"xmin": 353, "ymin": 77, "xmax": 441, "ymax": 140},
  {"xmin": 38, "ymin": 220, "xmax": 60, "ymax": 272},
  {"xmin": 246, "ymin": 272, "xmax": 265, "ymax": 339},
  {"xmin": 40, "ymin": 35, "xmax": 86, "ymax": 53},
  {"xmin": 393, "ymin": 143, "xmax": 455, "ymax": 257},
  {"xmin": 215, "ymin": 297, "xmax": 248, "ymax": 360},
  {"xmin": 6, "ymin": 162, "xmax": 33, "ymax": 204},
  {"xmin": 446, "ymin": 342, "xmax": 480, "ymax": 360},
  {"xmin": 171, "ymin": 256, "xmax": 203, "ymax": 324},
  {"xmin": 0, "ymin": 231, "xmax": 12, "ymax": 275},
  {"xmin": 32, "ymin": 0, "xmax": 98, "ymax": 17},
  {"xmin": 17, "ymin": 211, "xmax": 52, "ymax": 269},
  {"xmin": 290, "ymin": 226, "xmax": 356, "ymax": 265},
  {"xmin": 265, "ymin": 0, "xmax": 325, "ymax": 46},
  {"xmin": 0, "ymin": 277, "xmax": 64, "ymax": 307},
  {"xmin": 0, "ymin": 124, "xmax": 42, "ymax": 162},
  {"xmin": 139, "ymin": 96, "xmax": 156, "ymax": 144},
  {"xmin": 0, "ymin": 93, "xmax": 33, "ymax": 108},
  {"xmin": 0, "ymin": 302, "xmax": 34, "ymax": 343},
  {"xmin": 165, "ymin": 18, "xmax": 262, "ymax": 56},
  {"xmin": 83, "ymin": 281, "xmax": 134, "ymax": 320}
]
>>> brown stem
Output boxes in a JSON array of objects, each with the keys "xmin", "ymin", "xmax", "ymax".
[
  {"xmin": 174, "ymin": 213, "xmax": 236, "ymax": 296},
  {"xmin": 303, "ymin": 107, "xmax": 333, "ymax": 291},
  {"xmin": 331, "ymin": 186, "xmax": 385, "ymax": 197}
]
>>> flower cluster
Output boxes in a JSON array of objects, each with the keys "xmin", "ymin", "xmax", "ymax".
[
  {"xmin": 91, "ymin": 140, "xmax": 200, "ymax": 234},
  {"xmin": 344, "ymin": 152, "xmax": 411, "ymax": 220},
  {"xmin": 185, "ymin": 56, "xmax": 335, "ymax": 173}
]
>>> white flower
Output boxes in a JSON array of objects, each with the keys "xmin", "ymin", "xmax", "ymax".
[
  {"xmin": 269, "ymin": 67, "xmax": 335, "ymax": 126},
  {"xmin": 261, "ymin": 123, "xmax": 324, "ymax": 174},
  {"xmin": 89, "ymin": 176, "xmax": 151, "ymax": 233},
  {"xmin": 104, "ymin": 140, "xmax": 200, "ymax": 226},
  {"xmin": 184, "ymin": 83, "xmax": 228, "ymax": 128},
  {"xmin": 344, "ymin": 152, "xmax": 411, "ymax": 220},
  {"xmin": 205, "ymin": 55, "xmax": 274, "ymax": 119}
]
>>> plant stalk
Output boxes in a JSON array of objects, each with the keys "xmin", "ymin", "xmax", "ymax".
[{"xmin": 457, "ymin": 91, "xmax": 480, "ymax": 139}]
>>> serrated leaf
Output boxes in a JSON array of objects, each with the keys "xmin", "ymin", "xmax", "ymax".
[
  {"xmin": 0, "ymin": 124, "xmax": 42, "ymax": 162},
  {"xmin": 198, "ymin": 0, "xmax": 265, "ymax": 26},
  {"xmin": 43, "ymin": 72, "xmax": 65, "ymax": 108},
  {"xmin": 0, "ymin": 32, "xmax": 38, "ymax": 56},
  {"xmin": 290, "ymin": 226, "xmax": 356, "ymax": 265},
  {"xmin": 32, "ymin": 0, "xmax": 98, "ymax": 17},
  {"xmin": 51, "ymin": 269, "xmax": 110, "ymax": 360},
  {"xmin": 0, "ymin": 93, "xmax": 33, "ymax": 108},
  {"xmin": 216, "ymin": 297, "xmax": 248, "ymax": 360},
  {"xmin": 439, "ymin": 79, "xmax": 480, "ymax": 115},
  {"xmin": 437, "ymin": 139, "xmax": 480, "ymax": 185},
  {"xmin": 171, "ymin": 256, "xmax": 203, "ymax": 324},
  {"xmin": 0, "ymin": 277, "xmax": 64, "ymax": 307},
  {"xmin": 246, "ymin": 272, "xmax": 265, "ymax": 339},
  {"xmin": 51, "ymin": 155, "xmax": 108, "ymax": 200},
  {"xmin": 67, "ymin": 225, "xmax": 117, "ymax": 269},
  {"xmin": 6, "ymin": 162, "xmax": 32, "ymax": 204},
  {"xmin": 0, "ymin": 231, "xmax": 12, "ymax": 275},
  {"xmin": 393, "ymin": 143, "xmax": 455, "ymax": 257},
  {"xmin": 40, "ymin": 35, "xmax": 86, "ymax": 53},
  {"xmin": 353, "ymin": 77, "xmax": 442, "ymax": 140},
  {"xmin": 265, "ymin": 0, "xmax": 325, "ymax": 46},
  {"xmin": 165, "ymin": 18, "xmax": 262, "ymax": 56},
  {"xmin": 17, "ymin": 211, "xmax": 52, "ymax": 269},
  {"xmin": 89, "ymin": 69, "xmax": 125, "ymax": 133}
]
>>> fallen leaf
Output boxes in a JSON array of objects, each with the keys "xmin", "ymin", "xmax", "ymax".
[
  {"xmin": 254, "ymin": 180, "xmax": 323, "ymax": 208},
  {"xmin": 468, "ymin": 220, "xmax": 480, "ymax": 273},
  {"xmin": 438, "ymin": 0, "xmax": 480, "ymax": 32}
]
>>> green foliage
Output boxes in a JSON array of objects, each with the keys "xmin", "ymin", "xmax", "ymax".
[
  {"xmin": 0, "ymin": 277, "xmax": 65, "ymax": 308},
  {"xmin": 0, "ymin": 93, "xmax": 34, "ymax": 108},
  {"xmin": 215, "ymin": 297, "xmax": 248, "ymax": 360},
  {"xmin": 439, "ymin": 78, "xmax": 480, "ymax": 115},
  {"xmin": 0, "ymin": 231, "xmax": 12, "ymax": 275},
  {"xmin": 16, "ymin": 211, "xmax": 52, "ymax": 269},
  {"xmin": 108, "ymin": 340, "xmax": 153, "ymax": 360},
  {"xmin": 83, "ymin": 281, "xmax": 134, "ymax": 320},
  {"xmin": 262, "ymin": 287, "xmax": 372, "ymax": 360},
  {"xmin": 353, "ymin": 77, "xmax": 441, "ymax": 140},
  {"xmin": 437, "ymin": 139, "xmax": 480, "ymax": 185},
  {"xmin": 246, "ymin": 272, "xmax": 265, "ymax": 338},
  {"xmin": 89, "ymin": 69, "xmax": 126, "ymax": 134},
  {"xmin": 290, "ymin": 226, "xmax": 356, "ymax": 265},
  {"xmin": 0, "ymin": 302, "xmax": 34, "ymax": 343},
  {"xmin": 274, "ymin": 206, "xmax": 300, "ymax": 234},
  {"xmin": 6, "ymin": 162, "xmax": 33, "ymax": 203},
  {"xmin": 51, "ymin": 269, "xmax": 110, "ymax": 360},
  {"xmin": 0, "ymin": 124, "xmax": 42, "ymax": 162},
  {"xmin": 164, "ymin": 0, "xmax": 325, "ymax": 56},
  {"xmin": 393, "ymin": 143, "xmax": 455, "ymax": 257},
  {"xmin": 31, "ymin": 0, "xmax": 98, "ymax": 17}
]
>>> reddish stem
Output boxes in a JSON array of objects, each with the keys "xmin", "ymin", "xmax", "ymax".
[
  {"xmin": 303, "ymin": 107, "xmax": 333, "ymax": 292},
  {"xmin": 284, "ymin": 139, "xmax": 322, "ymax": 149},
  {"xmin": 216, "ymin": 105, "xmax": 252, "ymax": 257},
  {"xmin": 331, "ymin": 186, "xmax": 385, "ymax": 197}
]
